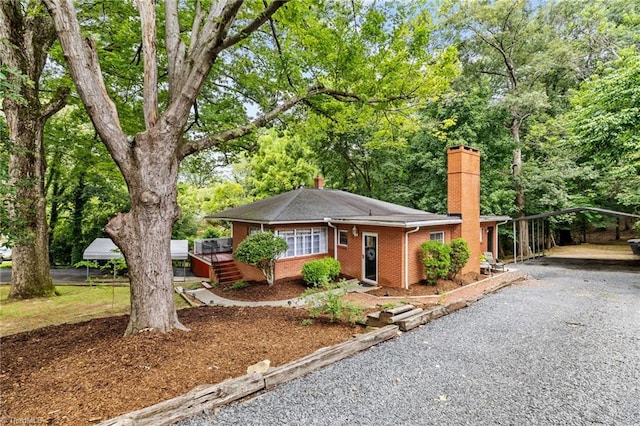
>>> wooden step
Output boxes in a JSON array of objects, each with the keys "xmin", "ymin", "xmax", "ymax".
[
  {"xmin": 397, "ymin": 306, "xmax": 447, "ymax": 332},
  {"xmin": 379, "ymin": 304, "xmax": 415, "ymax": 322},
  {"xmin": 366, "ymin": 306, "xmax": 423, "ymax": 328}
]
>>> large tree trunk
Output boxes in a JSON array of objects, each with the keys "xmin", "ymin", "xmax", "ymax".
[
  {"xmin": 105, "ymin": 131, "xmax": 186, "ymax": 334},
  {"xmin": 5, "ymin": 106, "xmax": 55, "ymax": 299},
  {"xmin": 511, "ymin": 119, "xmax": 530, "ymax": 258},
  {"xmin": 1, "ymin": 1, "xmax": 67, "ymax": 298}
]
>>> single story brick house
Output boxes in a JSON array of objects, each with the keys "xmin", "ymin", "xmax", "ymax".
[{"xmin": 200, "ymin": 146, "xmax": 508, "ymax": 289}]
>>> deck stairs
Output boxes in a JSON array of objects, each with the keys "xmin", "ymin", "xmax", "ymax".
[{"xmin": 214, "ymin": 259, "xmax": 243, "ymax": 285}]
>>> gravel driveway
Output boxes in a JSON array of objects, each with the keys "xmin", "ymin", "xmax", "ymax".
[{"xmin": 179, "ymin": 260, "xmax": 640, "ymax": 426}]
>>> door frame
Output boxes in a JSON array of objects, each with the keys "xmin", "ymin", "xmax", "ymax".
[{"xmin": 362, "ymin": 232, "xmax": 378, "ymax": 285}]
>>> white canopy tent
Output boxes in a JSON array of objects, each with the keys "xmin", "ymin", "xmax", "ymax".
[{"xmin": 82, "ymin": 238, "xmax": 189, "ymax": 281}]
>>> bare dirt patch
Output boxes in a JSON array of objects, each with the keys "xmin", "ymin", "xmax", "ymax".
[{"xmin": 0, "ymin": 306, "xmax": 363, "ymax": 425}]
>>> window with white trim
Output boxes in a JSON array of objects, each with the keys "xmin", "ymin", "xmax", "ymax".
[
  {"xmin": 429, "ymin": 231, "xmax": 444, "ymax": 243},
  {"xmin": 338, "ymin": 230, "xmax": 348, "ymax": 246},
  {"xmin": 277, "ymin": 228, "xmax": 328, "ymax": 258},
  {"xmin": 248, "ymin": 227, "xmax": 260, "ymax": 235}
]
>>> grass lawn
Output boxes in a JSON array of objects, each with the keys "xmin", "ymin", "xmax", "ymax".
[{"xmin": 0, "ymin": 284, "xmax": 193, "ymax": 337}]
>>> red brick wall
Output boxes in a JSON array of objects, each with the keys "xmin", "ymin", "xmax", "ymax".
[
  {"xmin": 407, "ymin": 226, "xmax": 453, "ymax": 286},
  {"xmin": 335, "ymin": 226, "xmax": 361, "ymax": 280},
  {"xmin": 334, "ymin": 225, "xmax": 456, "ymax": 289},
  {"xmin": 231, "ymin": 221, "xmax": 335, "ymax": 283},
  {"xmin": 230, "ymin": 220, "xmax": 467, "ymax": 288},
  {"xmin": 447, "ymin": 146, "xmax": 481, "ymax": 274}
]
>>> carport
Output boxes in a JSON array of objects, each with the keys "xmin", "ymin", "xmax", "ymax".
[
  {"xmin": 509, "ymin": 207, "xmax": 639, "ymax": 263},
  {"xmin": 82, "ymin": 238, "xmax": 189, "ymax": 281}
]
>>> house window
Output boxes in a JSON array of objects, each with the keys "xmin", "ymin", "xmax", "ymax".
[
  {"xmin": 248, "ymin": 227, "xmax": 260, "ymax": 235},
  {"xmin": 277, "ymin": 228, "xmax": 328, "ymax": 258},
  {"xmin": 429, "ymin": 231, "xmax": 444, "ymax": 243},
  {"xmin": 338, "ymin": 230, "xmax": 348, "ymax": 246}
]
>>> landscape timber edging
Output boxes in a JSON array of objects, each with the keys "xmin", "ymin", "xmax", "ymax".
[
  {"xmin": 97, "ymin": 270, "xmax": 527, "ymax": 425},
  {"xmin": 368, "ymin": 269, "xmax": 528, "ymax": 305},
  {"xmin": 97, "ymin": 325, "xmax": 399, "ymax": 426}
]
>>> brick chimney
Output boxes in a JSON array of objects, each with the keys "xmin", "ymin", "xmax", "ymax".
[
  {"xmin": 447, "ymin": 145, "xmax": 481, "ymax": 274},
  {"xmin": 314, "ymin": 175, "xmax": 325, "ymax": 189}
]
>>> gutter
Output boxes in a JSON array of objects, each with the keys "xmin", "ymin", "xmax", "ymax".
[
  {"xmin": 326, "ymin": 219, "xmax": 462, "ymax": 228},
  {"xmin": 404, "ymin": 227, "xmax": 421, "ymax": 290},
  {"xmin": 326, "ymin": 221, "xmax": 338, "ymax": 261}
]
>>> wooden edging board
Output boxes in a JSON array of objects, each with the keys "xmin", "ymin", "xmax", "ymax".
[
  {"xmin": 98, "ymin": 325, "xmax": 398, "ymax": 426},
  {"xmin": 99, "ymin": 271, "xmax": 527, "ymax": 425},
  {"xmin": 264, "ymin": 324, "xmax": 398, "ymax": 389}
]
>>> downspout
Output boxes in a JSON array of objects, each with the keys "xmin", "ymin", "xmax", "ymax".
[
  {"xmin": 404, "ymin": 227, "xmax": 421, "ymax": 290},
  {"xmin": 327, "ymin": 221, "xmax": 338, "ymax": 260}
]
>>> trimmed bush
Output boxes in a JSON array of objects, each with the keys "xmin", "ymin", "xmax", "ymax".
[
  {"xmin": 448, "ymin": 238, "xmax": 471, "ymax": 279},
  {"xmin": 302, "ymin": 258, "xmax": 342, "ymax": 287},
  {"xmin": 233, "ymin": 232, "xmax": 288, "ymax": 286},
  {"xmin": 419, "ymin": 240, "xmax": 451, "ymax": 285}
]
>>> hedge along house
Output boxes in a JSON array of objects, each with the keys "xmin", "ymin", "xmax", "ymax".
[{"xmin": 203, "ymin": 146, "xmax": 508, "ymax": 289}]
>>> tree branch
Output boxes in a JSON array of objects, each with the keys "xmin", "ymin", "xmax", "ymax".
[
  {"xmin": 42, "ymin": 0, "xmax": 131, "ymax": 170},
  {"xmin": 163, "ymin": 0, "xmax": 244, "ymax": 132},
  {"xmin": 41, "ymin": 86, "xmax": 70, "ymax": 119},
  {"xmin": 179, "ymin": 84, "xmax": 327, "ymax": 158},
  {"xmin": 219, "ymin": 0, "xmax": 290, "ymax": 52},
  {"xmin": 165, "ymin": 0, "xmax": 186, "ymax": 101},
  {"xmin": 178, "ymin": 81, "xmax": 424, "ymax": 159},
  {"xmin": 136, "ymin": 0, "xmax": 158, "ymax": 128}
]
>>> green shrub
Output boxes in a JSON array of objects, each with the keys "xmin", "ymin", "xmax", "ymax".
[
  {"xmin": 302, "ymin": 281, "xmax": 362, "ymax": 324},
  {"xmin": 233, "ymin": 232, "xmax": 288, "ymax": 286},
  {"xmin": 301, "ymin": 258, "xmax": 341, "ymax": 287},
  {"xmin": 225, "ymin": 280, "xmax": 249, "ymax": 291},
  {"xmin": 419, "ymin": 240, "xmax": 451, "ymax": 285},
  {"xmin": 448, "ymin": 238, "xmax": 471, "ymax": 279}
]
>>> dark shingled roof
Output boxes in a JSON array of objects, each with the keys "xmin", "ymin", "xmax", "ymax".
[{"xmin": 206, "ymin": 188, "xmax": 452, "ymax": 225}]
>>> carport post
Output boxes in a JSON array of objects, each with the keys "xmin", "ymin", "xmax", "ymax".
[
  {"xmin": 513, "ymin": 220, "xmax": 517, "ymax": 264},
  {"xmin": 520, "ymin": 221, "xmax": 524, "ymax": 262},
  {"xmin": 532, "ymin": 220, "xmax": 536, "ymax": 258}
]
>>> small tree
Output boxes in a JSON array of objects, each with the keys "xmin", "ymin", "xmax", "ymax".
[
  {"xmin": 419, "ymin": 241, "xmax": 451, "ymax": 285},
  {"xmin": 233, "ymin": 232, "xmax": 288, "ymax": 286},
  {"xmin": 448, "ymin": 238, "xmax": 471, "ymax": 280}
]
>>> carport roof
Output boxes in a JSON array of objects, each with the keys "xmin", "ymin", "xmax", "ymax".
[
  {"xmin": 83, "ymin": 238, "xmax": 189, "ymax": 260},
  {"xmin": 509, "ymin": 207, "xmax": 640, "ymax": 222}
]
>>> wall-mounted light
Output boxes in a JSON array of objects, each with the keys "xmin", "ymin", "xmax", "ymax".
[{"xmin": 352, "ymin": 225, "xmax": 358, "ymax": 237}]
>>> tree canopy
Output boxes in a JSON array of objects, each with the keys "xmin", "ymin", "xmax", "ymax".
[{"xmin": 3, "ymin": 0, "xmax": 639, "ymax": 334}]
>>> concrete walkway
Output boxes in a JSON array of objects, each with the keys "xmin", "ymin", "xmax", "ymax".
[{"xmin": 187, "ymin": 281, "xmax": 377, "ymax": 308}]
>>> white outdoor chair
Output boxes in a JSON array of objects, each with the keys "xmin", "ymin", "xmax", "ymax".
[{"xmin": 483, "ymin": 252, "xmax": 505, "ymax": 273}]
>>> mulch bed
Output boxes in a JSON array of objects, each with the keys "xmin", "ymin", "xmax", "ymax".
[
  {"xmin": 1, "ymin": 272, "xmax": 491, "ymax": 424},
  {"xmin": 207, "ymin": 278, "xmax": 308, "ymax": 301},
  {"xmin": 367, "ymin": 272, "xmax": 485, "ymax": 297},
  {"xmin": 0, "ymin": 306, "xmax": 362, "ymax": 425}
]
